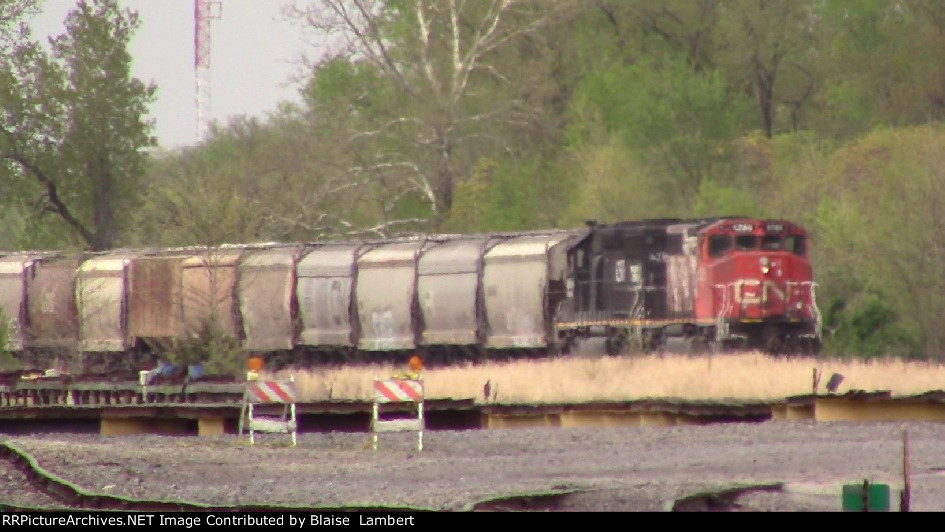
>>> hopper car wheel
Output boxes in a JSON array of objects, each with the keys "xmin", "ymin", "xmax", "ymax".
[
  {"xmin": 467, "ymin": 345, "xmax": 488, "ymax": 364},
  {"xmin": 552, "ymin": 334, "xmax": 575, "ymax": 356}
]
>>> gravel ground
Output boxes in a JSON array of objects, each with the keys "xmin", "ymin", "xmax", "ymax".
[
  {"xmin": 5, "ymin": 421, "xmax": 945, "ymax": 511},
  {"xmin": 0, "ymin": 450, "xmax": 80, "ymax": 509}
]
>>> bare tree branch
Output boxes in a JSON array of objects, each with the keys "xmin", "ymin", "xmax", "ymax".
[
  {"xmin": 289, "ymin": 0, "xmax": 573, "ymax": 216},
  {"xmin": 0, "ymin": 128, "xmax": 95, "ymax": 245}
]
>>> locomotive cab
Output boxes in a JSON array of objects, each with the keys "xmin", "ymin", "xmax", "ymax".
[{"xmin": 695, "ymin": 219, "xmax": 821, "ymax": 353}]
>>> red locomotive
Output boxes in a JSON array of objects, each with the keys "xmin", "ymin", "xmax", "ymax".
[{"xmin": 555, "ymin": 217, "xmax": 821, "ymax": 355}]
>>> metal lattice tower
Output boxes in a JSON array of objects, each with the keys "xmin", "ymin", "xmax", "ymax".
[{"xmin": 195, "ymin": 0, "xmax": 221, "ymax": 143}]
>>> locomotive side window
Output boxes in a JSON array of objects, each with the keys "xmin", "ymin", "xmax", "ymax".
[
  {"xmin": 735, "ymin": 235, "xmax": 758, "ymax": 250},
  {"xmin": 762, "ymin": 235, "xmax": 782, "ymax": 250},
  {"xmin": 629, "ymin": 263, "xmax": 642, "ymax": 286},
  {"xmin": 785, "ymin": 235, "xmax": 806, "ymax": 256},
  {"xmin": 708, "ymin": 235, "xmax": 732, "ymax": 257}
]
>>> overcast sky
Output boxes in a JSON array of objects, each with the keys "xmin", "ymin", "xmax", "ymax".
[{"xmin": 33, "ymin": 0, "xmax": 313, "ymax": 149}]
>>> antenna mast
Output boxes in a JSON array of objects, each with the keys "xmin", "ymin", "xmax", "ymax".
[{"xmin": 195, "ymin": 0, "xmax": 221, "ymax": 143}]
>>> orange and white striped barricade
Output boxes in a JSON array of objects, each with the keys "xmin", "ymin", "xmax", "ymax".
[
  {"xmin": 241, "ymin": 379, "xmax": 298, "ymax": 446},
  {"xmin": 371, "ymin": 378, "xmax": 424, "ymax": 451}
]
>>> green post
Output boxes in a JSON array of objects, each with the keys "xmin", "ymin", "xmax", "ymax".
[{"xmin": 842, "ymin": 480, "xmax": 891, "ymax": 512}]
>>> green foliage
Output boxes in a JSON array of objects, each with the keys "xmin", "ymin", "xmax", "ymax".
[
  {"xmin": 568, "ymin": 53, "xmax": 750, "ymax": 192},
  {"xmin": 823, "ymin": 295, "xmax": 919, "ymax": 359},
  {"xmin": 0, "ymin": 206, "xmax": 73, "ymax": 250},
  {"xmin": 164, "ymin": 317, "xmax": 244, "ymax": 379},
  {"xmin": 444, "ymin": 158, "xmax": 495, "ymax": 233},
  {"xmin": 132, "ymin": 148, "xmax": 268, "ymax": 246},
  {"xmin": 563, "ymin": 135, "xmax": 681, "ymax": 225},
  {"xmin": 714, "ymin": 0, "xmax": 817, "ymax": 137},
  {"xmin": 812, "ymin": 125, "xmax": 945, "ymax": 358},
  {"xmin": 0, "ymin": 308, "xmax": 15, "ymax": 371},
  {"xmin": 479, "ymin": 158, "xmax": 550, "ymax": 232},
  {"xmin": 813, "ymin": 0, "xmax": 945, "ymax": 135},
  {"xmin": 691, "ymin": 179, "xmax": 762, "ymax": 219},
  {"xmin": 0, "ymin": 0, "xmax": 156, "ymax": 251}
]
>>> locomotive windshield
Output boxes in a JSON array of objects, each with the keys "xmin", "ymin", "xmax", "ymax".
[
  {"xmin": 708, "ymin": 234, "xmax": 732, "ymax": 257},
  {"xmin": 762, "ymin": 235, "xmax": 782, "ymax": 250},
  {"xmin": 785, "ymin": 235, "xmax": 806, "ymax": 256},
  {"xmin": 735, "ymin": 235, "xmax": 757, "ymax": 250}
]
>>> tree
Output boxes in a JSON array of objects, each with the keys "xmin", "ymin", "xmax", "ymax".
[
  {"xmin": 133, "ymin": 147, "xmax": 268, "ymax": 247},
  {"xmin": 564, "ymin": 52, "xmax": 751, "ymax": 217},
  {"xmin": 133, "ymin": 108, "xmax": 400, "ymax": 245},
  {"xmin": 288, "ymin": 0, "xmax": 573, "ymax": 224},
  {"xmin": 0, "ymin": 0, "xmax": 36, "ymax": 53},
  {"xmin": 0, "ymin": 0, "xmax": 156, "ymax": 251},
  {"xmin": 814, "ymin": 125, "xmax": 945, "ymax": 358},
  {"xmin": 613, "ymin": 0, "xmax": 720, "ymax": 71},
  {"xmin": 716, "ymin": 0, "xmax": 817, "ymax": 138},
  {"xmin": 813, "ymin": 0, "xmax": 945, "ymax": 137}
]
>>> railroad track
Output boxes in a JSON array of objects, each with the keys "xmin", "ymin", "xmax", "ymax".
[
  {"xmin": 0, "ymin": 441, "xmax": 198, "ymax": 511},
  {"xmin": 0, "ymin": 441, "xmax": 424, "ymax": 512},
  {"xmin": 0, "ymin": 442, "xmax": 76, "ymax": 510}
]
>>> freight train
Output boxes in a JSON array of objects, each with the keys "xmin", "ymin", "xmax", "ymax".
[{"xmin": 0, "ymin": 217, "xmax": 820, "ymax": 374}]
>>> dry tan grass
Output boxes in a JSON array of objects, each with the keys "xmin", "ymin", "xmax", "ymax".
[{"xmin": 266, "ymin": 352, "xmax": 945, "ymax": 404}]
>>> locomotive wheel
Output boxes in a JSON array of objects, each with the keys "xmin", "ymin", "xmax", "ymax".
[
  {"xmin": 801, "ymin": 337, "xmax": 822, "ymax": 356},
  {"xmin": 689, "ymin": 335, "xmax": 711, "ymax": 355},
  {"xmin": 642, "ymin": 330, "xmax": 665, "ymax": 355},
  {"xmin": 685, "ymin": 326, "xmax": 720, "ymax": 355},
  {"xmin": 780, "ymin": 335, "xmax": 806, "ymax": 358},
  {"xmin": 762, "ymin": 325, "xmax": 782, "ymax": 355},
  {"xmin": 605, "ymin": 329, "xmax": 629, "ymax": 356}
]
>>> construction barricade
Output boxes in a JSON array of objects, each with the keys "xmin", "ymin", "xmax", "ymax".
[
  {"xmin": 371, "ymin": 378, "xmax": 424, "ymax": 451},
  {"xmin": 240, "ymin": 375, "xmax": 298, "ymax": 446}
]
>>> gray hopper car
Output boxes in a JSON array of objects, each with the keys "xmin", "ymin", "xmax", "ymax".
[{"xmin": 0, "ymin": 230, "xmax": 585, "ymax": 373}]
